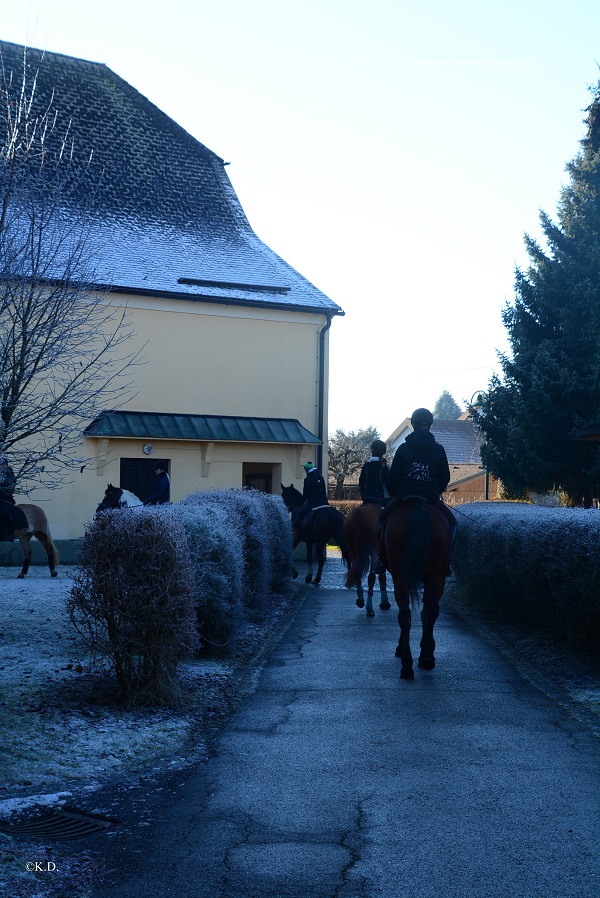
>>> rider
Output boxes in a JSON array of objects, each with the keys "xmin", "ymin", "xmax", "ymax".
[
  {"xmin": 387, "ymin": 407, "xmax": 457, "ymax": 546},
  {"xmin": 145, "ymin": 461, "xmax": 171, "ymax": 505},
  {"xmin": 292, "ymin": 461, "xmax": 329, "ymax": 532},
  {"xmin": 0, "ymin": 457, "xmax": 17, "ymax": 541},
  {"xmin": 358, "ymin": 439, "xmax": 391, "ymax": 506}
]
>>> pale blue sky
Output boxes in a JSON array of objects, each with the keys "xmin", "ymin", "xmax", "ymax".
[{"xmin": 2, "ymin": 0, "xmax": 600, "ymax": 437}]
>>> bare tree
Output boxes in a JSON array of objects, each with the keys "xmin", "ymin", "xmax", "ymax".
[
  {"xmin": 0, "ymin": 47, "xmax": 142, "ymax": 492},
  {"xmin": 328, "ymin": 426, "xmax": 384, "ymax": 499}
]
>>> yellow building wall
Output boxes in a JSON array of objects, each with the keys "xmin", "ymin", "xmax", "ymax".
[{"xmin": 20, "ymin": 295, "xmax": 332, "ymax": 542}]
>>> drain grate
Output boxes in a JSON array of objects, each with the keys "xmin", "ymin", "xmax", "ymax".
[{"xmin": 0, "ymin": 809, "xmax": 115, "ymax": 841}]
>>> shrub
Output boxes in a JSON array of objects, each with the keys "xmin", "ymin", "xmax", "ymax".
[
  {"xmin": 254, "ymin": 492, "xmax": 294, "ymax": 593},
  {"xmin": 452, "ymin": 502, "xmax": 600, "ymax": 651},
  {"xmin": 330, "ymin": 499, "xmax": 361, "ymax": 520},
  {"xmin": 176, "ymin": 502, "xmax": 245, "ymax": 652},
  {"xmin": 183, "ymin": 489, "xmax": 273, "ymax": 613},
  {"xmin": 67, "ymin": 507, "xmax": 197, "ymax": 703}
]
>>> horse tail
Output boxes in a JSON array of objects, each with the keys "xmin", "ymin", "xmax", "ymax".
[
  {"xmin": 333, "ymin": 511, "xmax": 350, "ymax": 570},
  {"xmin": 404, "ymin": 505, "xmax": 431, "ymax": 603},
  {"xmin": 344, "ymin": 508, "xmax": 372, "ymax": 588},
  {"xmin": 48, "ymin": 532, "xmax": 60, "ymax": 567}
]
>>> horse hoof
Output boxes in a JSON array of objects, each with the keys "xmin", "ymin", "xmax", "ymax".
[
  {"xmin": 418, "ymin": 656, "xmax": 435, "ymax": 670},
  {"xmin": 379, "ymin": 602, "xmax": 391, "ymax": 610},
  {"xmin": 366, "ymin": 608, "xmax": 375, "ymax": 617},
  {"xmin": 304, "ymin": 575, "xmax": 313, "ymax": 584},
  {"xmin": 401, "ymin": 668, "xmax": 415, "ymax": 680},
  {"xmin": 51, "ymin": 570, "xmax": 58, "ymax": 578},
  {"xmin": 17, "ymin": 573, "xmax": 25, "ymax": 579},
  {"xmin": 356, "ymin": 598, "xmax": 365, "ymax": 608}
]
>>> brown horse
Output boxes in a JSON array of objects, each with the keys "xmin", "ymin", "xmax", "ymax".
[
  {"xmin": 379, "ymin": 499, "xmax": 451, "ymax": 680},
  {"xmin": 12, "ymin": 504, "xmax": 59, "ymax": 579},
  {"xmin": 344, "ymin": 503, "xmax": 391, "ymax": 616}
]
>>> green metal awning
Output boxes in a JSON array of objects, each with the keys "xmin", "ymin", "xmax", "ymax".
[{"xmin": 85, "ymin": 411, "xmax": 321, "ymax": 444}]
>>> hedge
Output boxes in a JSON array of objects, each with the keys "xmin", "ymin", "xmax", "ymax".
[{"xmin": 452, "ymin": 502, "xmax": 600, "ymax": 652}]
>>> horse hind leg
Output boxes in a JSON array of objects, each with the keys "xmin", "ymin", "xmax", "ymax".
[
  {"xmin": 378, "ymin": 570, "xmax": 391, "ymax": 610},
  {"xmin": 395, "ymin": 603, "xmax": 414, "ymax": 680},
  {"xmin": 365, "ymin": 569, "xmax": 375, "ymax": 617},
  {"xmin": 35, "ymin": 531, "xmax": 59, "ymax": 577},
  {"xmin": 418, "ymin": 597, "xmax": 440, "ymax": 670},
  {"xmin": 355, "ymin": 581, "xmax": 365, "ymax": 608}
]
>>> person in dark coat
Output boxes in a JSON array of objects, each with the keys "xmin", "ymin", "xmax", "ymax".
[
  {"xmin": 0, "ymin": 457, "xmax": 16, "ymax": 505},
  {"xmin": 358, "ymin": 439, "xmax": 391, "ymax": 506},
  {"xmin": 0, "ymin": 457, "xmax": 18, "ymax": 541},
  {"xmin": 145, "ymin": 461, "xmax": 171, "ymax": 505},
  {"xmin": 388, "ymin": 407, "xmax": 457, "ymax": 542},
  {"xmin": 292, "ymin": 462, "xmax": 329, "ymax": 531}
]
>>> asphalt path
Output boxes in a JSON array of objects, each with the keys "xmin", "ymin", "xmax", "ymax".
[{"xmin": 93, "ymin": 559, "xmax": 599, "ymax": 898}]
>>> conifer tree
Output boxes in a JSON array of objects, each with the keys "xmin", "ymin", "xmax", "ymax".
[
  {"xmin": 476, "ymin": 83, "xmax": 600, "ymax": 505},
  {"xmin": 433, "ymin": 390, "xmax": 462, "ymax": 420}
]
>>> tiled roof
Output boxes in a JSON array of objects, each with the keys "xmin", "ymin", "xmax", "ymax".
[
  {"xmin": 84, "ymin": 411, "xmax": 320, "ymax": 444},
  {"xmin": 430, "ymin": 420, "xmax": 483, "ymax": 464},
  {"xmin": 0, "ymin": 41, "xmax": 342, "ymax": 315}
]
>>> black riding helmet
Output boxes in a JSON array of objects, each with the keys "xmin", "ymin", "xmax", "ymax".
[
  {"xmin": 370, "ymin": 439, "xmax": 387, "ymax": 458},
  {"xmin": 410, "ymin": 408, "xmax": 434, "ymax": 428}
]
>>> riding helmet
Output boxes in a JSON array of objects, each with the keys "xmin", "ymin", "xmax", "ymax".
[
  {"xmin": 410, "ymin": 408, "xmax": 434, "ymax": 428},
  {"xmin": 370, "ymin": 439, "xmax": 387, "ymax": 458}
]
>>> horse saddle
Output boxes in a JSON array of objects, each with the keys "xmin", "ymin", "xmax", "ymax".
[{"xmin": 0, "ymin": 501, "xmax": 27, "ymax": 542}]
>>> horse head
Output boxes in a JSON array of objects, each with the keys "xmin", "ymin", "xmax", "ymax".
[
  {"xmin": 96, "ymin": 483, "xmax": 125, "ymax": 512},
  {"xmin": 281, "ymin": 483, "xmax": 303, "ymax": 513}
]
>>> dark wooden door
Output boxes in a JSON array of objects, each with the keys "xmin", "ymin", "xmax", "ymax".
[{"xmin": 120, "ymin": 458, "xmax": 169, "ymax": 503}]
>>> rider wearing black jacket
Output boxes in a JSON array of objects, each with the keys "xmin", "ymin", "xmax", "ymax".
[
  {"xmin": 359, "ymin": 439, "xmax": 391, "ymax": 506},
  {"xmin": 292, "ymin": 462, "xmax": 328, "ymax": 530},
  {"xmin": 388, "ymin": 408, "xmax": 456, "ymax": 540}
]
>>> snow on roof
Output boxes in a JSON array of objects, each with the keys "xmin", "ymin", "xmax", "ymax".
[{"xmin": 0, "ymin": 40, "xmax": 342, "ymax": 315}]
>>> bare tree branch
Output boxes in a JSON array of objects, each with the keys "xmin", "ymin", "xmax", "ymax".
[{"xmin": 0, "ymin": 47, "xmax": 144, "ymax": 491}]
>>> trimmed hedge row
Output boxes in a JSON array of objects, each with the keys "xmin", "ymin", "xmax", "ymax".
[
  {"xmin": 452, "ymin": 502, "xmax": 600, "ymax": 651},
  {"xmin": 68, "ymin": 489, "xmax": 294, "ymax": 702}
]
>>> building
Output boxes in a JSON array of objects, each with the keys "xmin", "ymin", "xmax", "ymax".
[{"xmin": 0, "ymin": 41, "xmax": 343, "ymax": 555}]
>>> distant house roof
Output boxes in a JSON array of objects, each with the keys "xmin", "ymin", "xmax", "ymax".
[
  {"xmin": 430, "ymin": 420, "xmax": 483, "ymax": 464},
  {"xmin": 386, "ymin": 418, "xmax": 483, "ymax": 465},
  {"xmin": 0, "ymin": 41, "xmax": 342, "ymax": 317},
  {"xmin": 84, "ymin": 411, "xmax": 320, "ymax": 444}
]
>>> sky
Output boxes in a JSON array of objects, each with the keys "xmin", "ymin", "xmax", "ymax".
[{"xmin": 2, "ymin": 0, "xmax": 600, "ymax": 439}]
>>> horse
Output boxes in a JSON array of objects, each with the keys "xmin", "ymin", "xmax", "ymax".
[
  {"xmin": 96, "ymin": 484, "xmax": 144, "ymax": 512},
  {"xmin": 343, "ymin": 502, "xmax": 391, "ymax": 616},
  {"xmin": 379, "ymin": 498, "xmax": 451, "ymax": 680},
  {"xmin": 280, "ymin": 483, "xmax": 349, "ymax": 585},
  {"xmin": 0, "ymin": 500, "xmax": 59, "ymax": 579}
]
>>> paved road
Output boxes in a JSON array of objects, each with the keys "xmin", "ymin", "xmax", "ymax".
[{"xmin": 93, "ymin": 561, "xmax": 599, "ymax": 898}]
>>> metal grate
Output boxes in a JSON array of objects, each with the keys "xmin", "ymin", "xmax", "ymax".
[{"xmin": 0, "ymin": 809, "xmax": 114, "ymax": 841}]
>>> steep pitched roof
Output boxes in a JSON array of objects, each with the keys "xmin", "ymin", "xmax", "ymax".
[{"xmin": 0, "ymin": 40, "xmax": 342, "ymax": 315}]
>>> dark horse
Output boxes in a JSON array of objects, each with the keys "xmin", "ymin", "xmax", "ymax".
[
  {"xmin": 344, "ymin": 503, "xmax": 391, "ymax": 616},
  {"xmin": 280, "ymin": 483, "xmax": 349, "ymax": 585},
  {"xmin": 96, "ymin": 484, "xmax": 144, "ymax": 513},
  {"xmin": 0, "ymin": 500, "xmax": 59, "ymax": 579},
  {"xmin": 379, "ymin": 498, "xmax": 451, "ymax": 680}
]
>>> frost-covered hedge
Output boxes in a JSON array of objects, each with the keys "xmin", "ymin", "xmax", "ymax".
[
  {"xmin": 452, "ymin": 503, "xmax": 600, "ymax": 651},
  {"xmin": 68, "ymin": 508, "xmax": 197, "ymax": 703},
  {"xmin": 182, "ymin": 488, "xmax": 293, "ymax": 612},
  {"xmin": 69, "ymin": 489, "xmax": 295, "ymax": 700}
]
